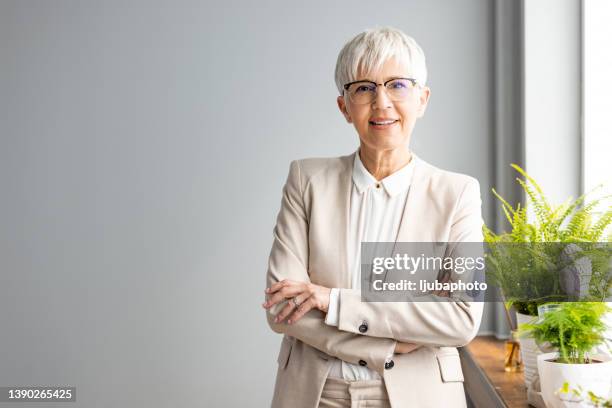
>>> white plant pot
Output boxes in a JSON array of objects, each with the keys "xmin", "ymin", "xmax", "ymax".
[
  {"xmin": 537, "ymin": 352, "xmax": 612, "ymax": 408},
  {"xmin": 516, "ymin": 312, "xmax": 542, "ymax": 389}
]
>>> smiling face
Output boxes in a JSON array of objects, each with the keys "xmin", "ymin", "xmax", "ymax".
[{"xmin": 337, "ymin": 58, "xmax": 430, "ymax": 153}]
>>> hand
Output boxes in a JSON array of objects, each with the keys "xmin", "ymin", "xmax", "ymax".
[
  {"xmin": 431, "ymin": 271, "xmax": 452, "ymax": 298},
  {"xmin": 394, "ymin": 342, "xmax": 421, "ymax": 354},
  {"xmin": 262, "ymin": 279, "xmax": 331, "ymax": 325}
]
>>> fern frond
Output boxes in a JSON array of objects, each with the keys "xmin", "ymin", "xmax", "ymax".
[
  {"xmin": 511, "ymin": 164, "xmax": 551, "ymax": 213},
  {"xmin": 516, "ymin": 178, "xmax": 549, "ymax": 229},
  {"xmin": 565, "ymin": 199, "xmax": 604, "ymax": 239},
  {"xmin": 492, "ymin": 188, "xmax": 515, "ymax": 226},
  {"xmin": 589, "ymin": 208, "xmax": 612, "ymax": 242}
]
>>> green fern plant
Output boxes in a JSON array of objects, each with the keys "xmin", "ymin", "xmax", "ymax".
[
  {"xmin": 484, "ymin": 164, "xmax": 612, "ymax": 315},
  {"xmin": 519, "ymin": 302, "xmax": 611, "ymax": 364},
  {"xmin": 485, "ymin": 164, "xmax": 612, "ymax": 243}
]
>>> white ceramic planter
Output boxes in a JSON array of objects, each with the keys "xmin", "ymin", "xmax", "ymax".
[
  {"xmin": 516, "ymin": 312, "xmax": 541, "ymax": 388},
  {"xmin": 538, "ymin": 352, "xmax": 612, "ymax": 408}
]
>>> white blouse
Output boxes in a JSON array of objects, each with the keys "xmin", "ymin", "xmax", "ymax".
[{"xmin": 325, "ymin": 149, "xmax": 415, "ymax": 380}]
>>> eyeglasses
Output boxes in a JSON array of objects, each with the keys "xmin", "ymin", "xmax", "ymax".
[{"xmin": 343, "ymin": 78, "xmax": 418, "ymax": 105}]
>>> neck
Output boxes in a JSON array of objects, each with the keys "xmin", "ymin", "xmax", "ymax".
[{"xmin": 358, "ymin": 145, "xmax": 413, "ymax": 181}]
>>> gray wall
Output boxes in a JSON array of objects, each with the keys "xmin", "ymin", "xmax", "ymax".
[{"xmin": 0, "ymin": 1, "xmax": 495, "ymax": 406}]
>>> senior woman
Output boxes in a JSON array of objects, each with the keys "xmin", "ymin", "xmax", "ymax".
[{"xmin": 262, "ymin": 27, "xmax": 484, "ymax": 408}]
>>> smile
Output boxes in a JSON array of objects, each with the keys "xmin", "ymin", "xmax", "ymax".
[{"xmin": 369, "ymin": 119, "xmax": 399, "ymax": 126}]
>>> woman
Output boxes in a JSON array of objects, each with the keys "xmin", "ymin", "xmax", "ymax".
[{"xmin": 262, "ymin": 27, "xmax": 484, "ymax": 408}]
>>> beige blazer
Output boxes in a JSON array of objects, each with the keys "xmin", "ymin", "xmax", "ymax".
[{"xmin": 265, "ymin": 152, "xmax": 484, "ymax": 408}]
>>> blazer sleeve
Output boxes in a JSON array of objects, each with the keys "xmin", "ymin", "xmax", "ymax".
[
  {"xmin": 265, "ymin": 160, "xmax": 397, "ymax": 374},
  {"xmin": 336, "ymin": 178, "xmax": 485, "ymax": 347}
]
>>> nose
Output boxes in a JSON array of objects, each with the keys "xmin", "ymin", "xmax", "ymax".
[{"xmin": 371, "ymin": 86, "xmax": 393, "ymax": 109}]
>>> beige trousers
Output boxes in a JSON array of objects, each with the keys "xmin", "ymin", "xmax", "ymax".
[{"xmin": 318, "ymin": 377, "xmax": 391, "ymax": 408}]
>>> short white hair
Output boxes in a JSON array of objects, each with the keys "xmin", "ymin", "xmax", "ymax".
[{"xmin": 334, "ymin": 27, "xmax": 428, "ymax": 95}]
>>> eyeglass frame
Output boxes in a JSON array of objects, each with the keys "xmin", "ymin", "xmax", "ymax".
[{"xmin": 342, "ymin": 77, "xmax": 419, "ymax": 104}]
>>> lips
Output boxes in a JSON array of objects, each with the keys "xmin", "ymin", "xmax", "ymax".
[{"xmin": 369, "ymin": 118, "xmax": 399, "ymax": 126}]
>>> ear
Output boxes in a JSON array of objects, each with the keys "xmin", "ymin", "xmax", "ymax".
[
  {"xmin": 416, "ymin": 87, "xmax": 431, "ymax": 118},
  {"xmin": 337, "ymin": 95, "xmax": 352, "ymax": 123}
]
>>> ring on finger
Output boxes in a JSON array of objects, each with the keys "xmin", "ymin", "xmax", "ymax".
[{"xmin": 292, "ymin": 297, "xmax": 301, "ymax": 308}]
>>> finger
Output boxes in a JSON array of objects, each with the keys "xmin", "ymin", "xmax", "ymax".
[
  {"xmin": 266, "ymin": 279, "xmax": 305, "ymax": 294},
  {"xmin": 395, "ymin": 342, "xmax": 421, "ymax": 354},
  {"xmin": 263, "ymin": 285, "xmax": 305, "ymax": 309},
  {"xmin": 267, "ymin": 287, "xmax": 305, "ymax": 308},
  {"xmin": 275, "ymin": 292, "xmax": 309, "ymax": 322},
  {"xmin": 292, "ymin": 292, "xmax": 309, "ymax": 308},
  {"xmin": 437, "ymin": 272, "xmax": 450, "ymax": 282},
  {"xmin": 265, "ymin": 279, "xmax": 291, "ymax": 294},
  {"xmin": 288, "ymin": 297, "xmax": 314, "ymax": 324},
  {"xmin": 274, "ymin": 300, "xmax": 296, "ymax": 323},
  {"xmin": 401, "ymin": 343, "xmax": 420, "ymax": 353},
  {"xmin": 402, "ymin": 345, "xmax": 421, "ymax": 354}
]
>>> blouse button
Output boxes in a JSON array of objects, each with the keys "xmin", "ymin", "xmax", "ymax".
[{"xmin": 376, "ymin": 183, "xmax": 381, "ymax": 189}]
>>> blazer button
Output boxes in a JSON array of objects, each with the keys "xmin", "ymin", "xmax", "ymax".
[
  {"xmin": 359, "ymin": 359, "xmax": 367, "ymax": 367},
  {"xmin": 358, "ymin": 322, "xmax": 368, "ymax": 333},
  {"xmin": 385, "ymin": 360, "xmax": 395, "ymax": 370}
]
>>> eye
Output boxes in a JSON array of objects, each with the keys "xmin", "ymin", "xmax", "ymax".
[
  {"xmin": 354, "ymin": 84, "xmax": 375, "ymax": 93},
  {"xmin": 388, "ymin": 80, "xmax": 408, "ymax": 89}
]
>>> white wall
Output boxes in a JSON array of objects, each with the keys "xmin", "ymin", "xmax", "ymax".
[
  {"xmin": 523, "ymin": 0, "xmax": 582, "ymax": 202},
  {"xmin": 583, "ymin": 0, "xmax": 612, "ymax": 203}
]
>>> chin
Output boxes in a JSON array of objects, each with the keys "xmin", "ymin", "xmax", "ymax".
[{"xmin": 363, "ymin": 135, "xmax": 407, "ymax": 151}]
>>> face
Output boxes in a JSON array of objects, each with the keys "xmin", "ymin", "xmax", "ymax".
[{"xmin": 337, "ymin": 58, "xmax": 430, "ymax": 153}]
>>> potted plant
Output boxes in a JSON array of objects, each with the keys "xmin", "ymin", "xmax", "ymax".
[
  {"xmin": 520, "ymin": 302, "xmax": 612, "ymax": 408},
  {"xmin": 483, "ymin": 164, "xmax": 612, "ymax": 401},
  {"xmin": 557, "ymin": 382, "xmax": 612, "ymax": 407}
]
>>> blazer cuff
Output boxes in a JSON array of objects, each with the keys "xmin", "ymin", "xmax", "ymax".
[
  {"xmin": 324, "ymin": 288, "xmax": 340, "ymax": 326},
  {"xmin": 338, "ymin": 288, "xmax": 366, "ymax": 334},
  {"xmin": 337, "ymin": 288, "xmax": 393, "ymax": 338}
]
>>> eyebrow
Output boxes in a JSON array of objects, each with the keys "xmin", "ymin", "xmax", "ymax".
[{"xmin": 356, "ymin": 76, "xmax": 406, "ymax": 83}]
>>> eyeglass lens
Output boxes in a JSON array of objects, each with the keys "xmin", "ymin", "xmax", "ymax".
[{"xmin": 348, "ymin": 79, "xmax": 415, "ymax": 104}]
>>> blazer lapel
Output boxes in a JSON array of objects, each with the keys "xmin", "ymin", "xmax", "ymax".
[
  {"xmin": 380, "ymin": 156, "xmax": 435, "ymax": 283},
  {"xmin": 335, "ymin": 153, "xmax": 354, "ymax": 288},
  {"xmin": 329, "ymin": 153, "xmax": 433, "ymax": 287},
  {"xmin": 307, "ymin": 153, "xmax": 354, "ymax": 289},
  {"xmin": 396, "ymin": 155, "xmax": 432, "ymax": 242}
]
